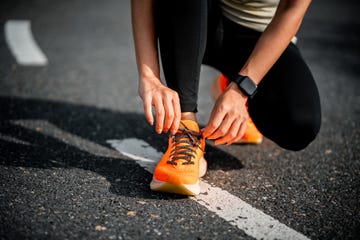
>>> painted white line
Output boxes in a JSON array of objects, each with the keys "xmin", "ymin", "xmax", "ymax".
[
  {"xmin": 194, "ymin": 183, "xmax": 305, "ymax": 240},
  {"xmin": 108, "ymin": 138, "xmax": 310, "ymax": 240},
  {"xmin": 5, "ymin": 20, "xmax": 48, "ymax": 66},
  {"xmin": 107, "ymin": 139, "xmax": 158, "ymax": 174}
]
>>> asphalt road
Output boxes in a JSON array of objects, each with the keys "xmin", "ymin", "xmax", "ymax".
[{"xmin": 0, "ymin": 0, "xmax": 359, "ymax": 239}]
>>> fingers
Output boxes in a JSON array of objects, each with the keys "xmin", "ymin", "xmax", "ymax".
[
  {"xmin": 206, "ymin": 114, "xmax": 232, "ymax": 140},
  {"xmin": 163, "ymin": 92, "xmax": 181, "ymax": 134},
  {"xmin": 143, "ymin": 96, "xmax": 154, "ymax": 126},
  {"xmin": 170, "ymin": 94, "xmax": 181, "ymax": 135},
  {"xmin": 153, "ymin": 96, "xmax": 165, "ymax": 134},
  {"xmin": 202, "ymin": 105, "xmax": 227, "ymax": 139},
  {"xmin": 215, "ymin": 118, "xmax": 242, "ymax": 145},
  {"xmin": 212, "ymin": 116, "xmax": 247, "ymax": 145},
  {"xmin": 218, "ymin": 117, "xmax": 247, "ymax": 145},
  {"xmin": 150, "ymin": 90, "xmax": 181, "ymax": 135},
  {"xmin": 231, "ymin": 119, "xmax": 247, "ymax": 144},
  {"xmin": 202, "ymin": 89, "xmax": 249, "ymax": 145},
  {"xmin": 162, "ymin": 95, "xmax": 175, "ymax": 133},
  {"xmin": 139, "ymin": 80, "xmax": 181, "ymax": 134}
]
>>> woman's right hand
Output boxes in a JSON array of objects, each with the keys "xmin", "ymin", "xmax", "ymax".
[{"xmin": 138, "ymin": 77, "xmax": 181, "ymax": 135}]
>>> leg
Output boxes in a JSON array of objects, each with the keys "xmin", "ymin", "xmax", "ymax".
[
  {"xmin": 151, "ymin": 1, "xmax": 210, "ymax": 196},
  {"xmin": 205, "ymin": 17, "xmax": 321, "ymax": 151},
  {"xmin": 154, "ymin": 0, "xmax": 208, "ymax": 113},
  {"xmin": 248, "ymin": 44, "xmax": 321, "ymax": 151}
]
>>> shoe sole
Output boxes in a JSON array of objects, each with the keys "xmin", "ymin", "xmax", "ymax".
[
  {"xmin": 150, "ymin": 179, "xmax": 200, "ymax": 196},
  {"xmin": 150, "ymin": 157, "xmax": 207, "ymax": 196}
]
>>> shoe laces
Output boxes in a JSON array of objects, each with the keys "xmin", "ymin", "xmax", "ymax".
[{"xmin": 167, "ymin": 124, "xmax": 204, "ymax": 166}]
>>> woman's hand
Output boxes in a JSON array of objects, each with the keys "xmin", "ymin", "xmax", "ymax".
[
  {"xmin": 139, "ymin": 77, "xmax": 181, "ymax": 135},
  {"xmin": 202, "ymin": 82, "xmax": 248, "ymax": 145},
  {"xmin": 132, "ymin": 0, "xmax": 181, "ymax": 135},
  {"xmin": 132, "ymin": 0, "xmax": 180, "ymax": 134}
]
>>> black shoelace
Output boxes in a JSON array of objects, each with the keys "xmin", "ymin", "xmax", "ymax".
[{"xmin": 166, "ymin": 125, "xmax": 204, "ymax": 166}]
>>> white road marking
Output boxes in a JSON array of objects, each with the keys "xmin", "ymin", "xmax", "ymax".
[
  {"xmin": 107, "ymin": 139, "xmax": 157, "ymax": 173},
  {"xmin": 5, "ymin": 20, "xmax": 48, "ymax": 66},
  {"xmin": 10, "ymin": 119, "xmax": 309, "ymax": 239},
  {"xmin": 107, "ymin": 138, "xmax": 309, "ymax": 240}
]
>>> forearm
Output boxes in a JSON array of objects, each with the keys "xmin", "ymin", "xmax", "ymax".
[
  {"xmin": 131, "ymin": 0, "xmax": 160, "ymax": 81},
  {"xmin": 238, "ymin": 0, "xmax": 312, "ymax": 84}
]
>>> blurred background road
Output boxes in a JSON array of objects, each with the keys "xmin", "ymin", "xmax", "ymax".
[{"xmin": 0, "ymin": 0, "xmax": 359, "ymax": 239}]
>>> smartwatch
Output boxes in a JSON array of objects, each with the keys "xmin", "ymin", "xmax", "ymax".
[{"xmin": 231, "ymin": 74, "xmax": 258, "ymax": 98}]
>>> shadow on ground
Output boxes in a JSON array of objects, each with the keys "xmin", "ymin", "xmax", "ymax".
[{"xmin": 0, "ymin": 96, "xmax": 243, "ymax": 199}]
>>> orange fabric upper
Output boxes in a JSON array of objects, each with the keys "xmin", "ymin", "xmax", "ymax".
[{"xmin": 153, "ymin": 120, "xmax": 205, "ymax": 185}]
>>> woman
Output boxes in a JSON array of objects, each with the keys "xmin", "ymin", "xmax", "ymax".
[{"xmin": 131, "ymin": 0, "xmax": 321, "ymax": 196}]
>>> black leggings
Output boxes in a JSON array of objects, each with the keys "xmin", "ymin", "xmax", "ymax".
[{"xmin": 154, "ymin": 0, "xmax": 321, "ymax": 151}]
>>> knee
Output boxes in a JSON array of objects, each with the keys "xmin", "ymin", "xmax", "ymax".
[{"xmin": 277, "ymin": 111, "xmax": 321, "ymax": 151}]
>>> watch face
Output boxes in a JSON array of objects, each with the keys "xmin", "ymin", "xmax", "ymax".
[
  {"xmin": 239, "ymin": 76, "xmax": 257, "ymax": 96},
  {"xmin": 235, "ymin": 75, "xmax": 257, "ymax": 97}
]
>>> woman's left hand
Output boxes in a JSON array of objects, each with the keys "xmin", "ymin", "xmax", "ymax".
[{"xmin": 202, "ymin": 82, "xmax": 249, "ymax": 145}]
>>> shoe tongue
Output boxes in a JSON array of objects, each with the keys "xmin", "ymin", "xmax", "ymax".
[{"xmin": 179, "ymin": 120, "xmax": 200, "ymax": 132}]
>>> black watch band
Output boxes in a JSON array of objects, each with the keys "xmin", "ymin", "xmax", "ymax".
[{"xmin": 231, "ymin": 74, "xmax": 258, "ymax": 98}]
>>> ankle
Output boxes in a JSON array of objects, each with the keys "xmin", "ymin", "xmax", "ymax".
[{"xmin": 181, "ymin": 112, "xmax": 197, "ymax": 122}]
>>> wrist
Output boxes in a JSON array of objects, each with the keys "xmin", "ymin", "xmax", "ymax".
[
  {"xmin": 138, "ymin": 65, "xmax": 160, "ymax": 82},
  {"xmin": 139, "ymin": 74, "xmax": 162, "ymax": 85},
  {"xmin": 227, "ymin": 82, "xmax": 248, "ymax": 102},
  {"xmin": 138, "ymin": 76, "xmax": 163, "ymax": 96}
]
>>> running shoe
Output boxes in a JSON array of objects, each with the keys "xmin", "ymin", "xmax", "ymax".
[
  {"xmin": 210, "ymin": 73, "xmax": 263, "ymax": 144},
  {"xmin": 150, "ymin": 120, "xmax": 206, "ymax": 196}
]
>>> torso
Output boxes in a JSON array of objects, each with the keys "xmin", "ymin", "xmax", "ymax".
[{"xmin": 218, "ymin": 0, "xmax": 280, "ymax": 32}]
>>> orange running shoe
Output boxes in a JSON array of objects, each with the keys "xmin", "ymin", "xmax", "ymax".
[
  {"xmin": 150, "ymin": 120, "xmax": 206, "ymax": 196},
  {"xmin": 210, "ymin": 73, "xmax": 263, "ymax": 144}
]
